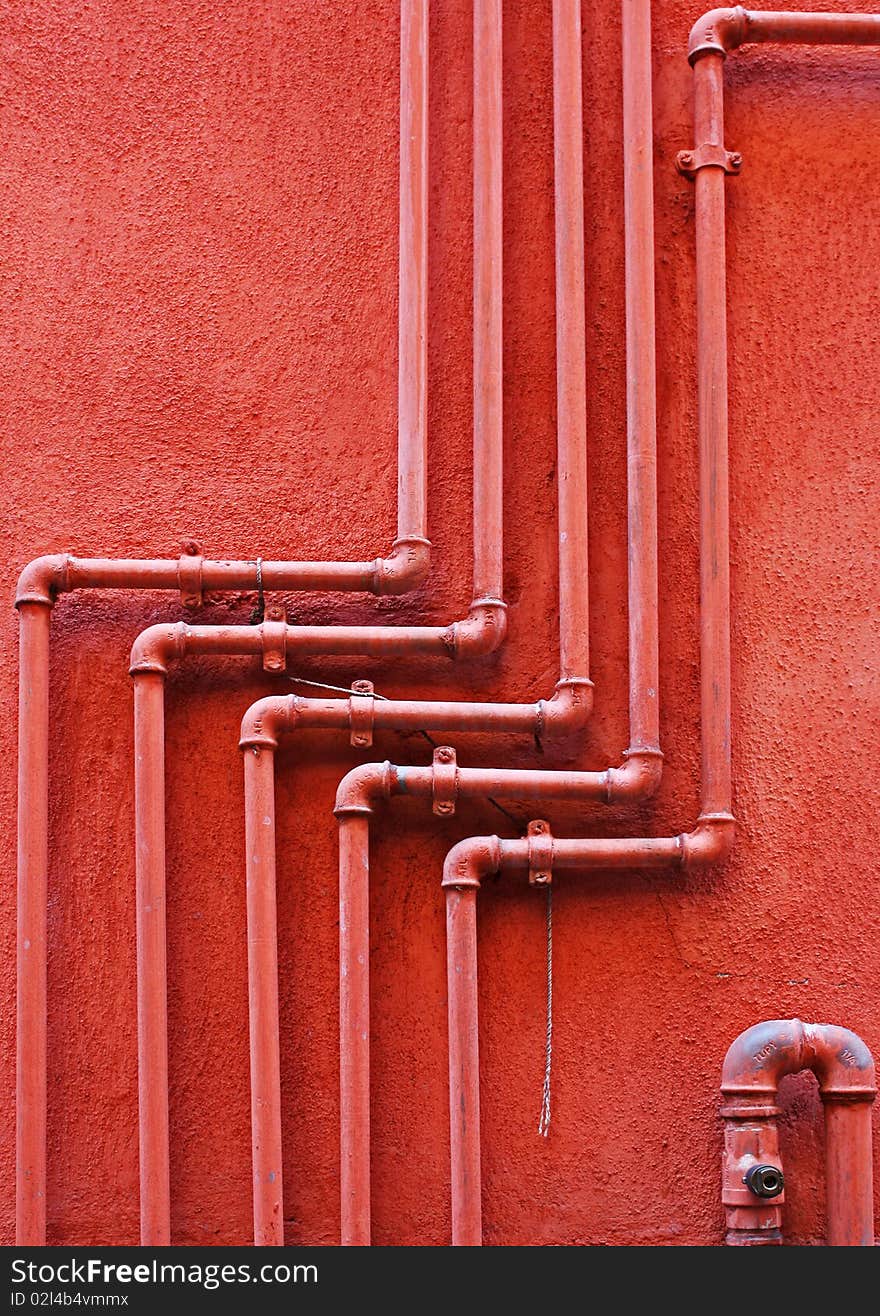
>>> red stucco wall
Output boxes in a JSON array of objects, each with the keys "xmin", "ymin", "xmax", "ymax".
[{"xmin": 1, "ymin": 0, "xmax": 878, "ymax": 1245}]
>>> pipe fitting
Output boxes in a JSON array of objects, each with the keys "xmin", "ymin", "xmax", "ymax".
[
  {"xmin": 239, "ymin": 695, "xmax": 296, "ymax": 752},
  {"xmin": 687, "ymin": 6, "xmax": 749, "ymax": 64},
  {"xmin": 333, "ymin": 761, "xmax": 397, "ymax": 817},
  {"xmin": 441, "ymin": 835, "xmax": 502, "ymax": 891},
  {"xmin": 15, "ymin": 554, "xmax": 71, "ymax": 608},
  {"xmin": 604, "ymin": 747, "xmax": 664, "ymax": 804},
  {"xmin": 679, "ymin": 812, "xmax": 736, "ymax": 870},
  {"xmin": 371, "ymin": 537, "xmax": 432, "ymax": 595},
  {"xmin": 536, "ymin": 677, "xmax": 594, "ymax": 740},
  {"xmin": 129, "ymin": 622, "xmax": 188, "ymax": 676},
  {"xmin": 444, "ymin": 597, "xmax": 508, "ymax": 659}
]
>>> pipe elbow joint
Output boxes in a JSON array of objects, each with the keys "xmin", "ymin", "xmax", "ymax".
[
  {"xmin": 441, "ymin": 836, "xmax": 502, "ymax": 891},
  {"xmin": 334, "ymin": 761, "xmax": 396, "ymax": 817},
  {"xmin": 15, "ymin": 554, "xmax": 71, "ymax": 608},
  {"xmin": 537, "ymin": 678, "xmax": 594, "ymax": 741},
  {"xmin": 129, "ymin": 622, "xmax": 187, "ymax": 676},
  {"xmin": 680, "ymin": 812, "xmax": 735, "ymax": 871},
  {"xmin": 445, "ymin": 598, "xmax": 508, "ymax": 659},
  {"xmin": 604, "ymin": 747, "xmax": 664, "ymax": 804},
  {"xmin": 239, "ymin": 695, "xmax": 295, "ymax": 752},
  {"xmin": 687, "ymin": 6, "xmax": 749, "ymax": 64},
  {"xmin": 722, "ymin": 1018, "xmax": 876, "ymax": 1108},
  {"xmin": 372, "ymin": 537, "xmax": 432, "ymax": 594}
]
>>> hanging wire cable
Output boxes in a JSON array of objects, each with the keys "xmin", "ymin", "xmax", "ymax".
[{"xmin": 538, "ymin": 884, "xmax": 553, "ymax": 1136}]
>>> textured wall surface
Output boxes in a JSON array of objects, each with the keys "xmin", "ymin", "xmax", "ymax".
[{"xmin": 1, "ymin": 0, "xmax": 878, "ymax": 1245}]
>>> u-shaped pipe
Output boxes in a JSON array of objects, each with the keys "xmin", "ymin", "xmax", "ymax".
[{"xmin": 720, "ymin": 1019, "xmax": 875, "ymax": 1246}]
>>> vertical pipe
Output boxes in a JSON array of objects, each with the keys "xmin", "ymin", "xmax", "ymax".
[
  {"xmin": 244, "ymin": 746, "xmax": 285, "ymax": 1246},
  {"xmin": 472, "ymin": 0, "xmax": 504, "ymax": 601},
  {"xmin": 552, "ymin": 0, "xmax": 589, "ymax": 681},
  {"xmin": 824, "ymin": 1101, "xmax": 875, "ymax": 1246},
  {"xmin": 622, "ymin": 0, "xmax": 659, "ymax": 753},
  {"xmin": 445, "ymin": 885, "xmax": 481, "ymax": 1246},
  {"xmin": 339, "ymin": 816, "xmax": 372, "ymax": 1246},
  {"xmin": 692, "ymin": 55, "xmax": 732, "ymax": 816},
  {"xmin": 133, "ymin": 672, "xmax": 171, "ymax": 1245},
  {"xmin": 16, "ymin": 602, "xmax": 51, "ymax": 1245},
  {"xmin": 397, "ymin": 0, "xmax": 429, "ymax": 542}
]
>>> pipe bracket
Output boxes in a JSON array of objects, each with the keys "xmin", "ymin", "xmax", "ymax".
[
  {"xmin": 177, "ymin": 540, "xmax": 204, "ymax": 607},
  {"xmin": 527, "ymin": 820, "xmax": 553, "ymax": 887},
  {"xmin": 432, "ymin": 746, "xmax": 459, "ymax": 816},
  {"xmin": 676, "ymin": 143, "xmax": 742, "ymax": 178},
  {"xmin": 350, "ymin": 680, "xmax": 376, "ymax": 748},
  {"xmin": 261, "ymin": 605, "xmax": 288, "ymax": 673}
]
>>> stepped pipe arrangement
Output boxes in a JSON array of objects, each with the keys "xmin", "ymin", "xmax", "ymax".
[
  {"xmin": 236, "ymin": 0, "xmax": 597, "ymax": 1242},
  {"xmin": 435, "ymin": 5, "xmax": 880, "ymax": 1245},
  {"xmin": 721, "ymin": 1020, "xmax": 875, "ymax": 1246},
  {"xmin": 15, "ymin": 0, "xmax": 504, "ymax": 1247},
  {"xmin": 131, "ymin": 0, "xmax": 526, "ymax": 1247}
]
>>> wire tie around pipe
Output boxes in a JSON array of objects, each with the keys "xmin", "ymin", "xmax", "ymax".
[
  {"xmin": 286, "ymin": 675, "xmax": 390, "ymax": 701},
  {"xmin": 249, "ymin": 557, "xmax": 265, "ymax": 625},
  {"xmin": 538, "ymin": 885, "xmax": 552, "ymax": 1137}
]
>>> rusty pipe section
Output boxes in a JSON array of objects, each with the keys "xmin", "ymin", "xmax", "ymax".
[{"xmin": 720, "ymin": 1019, "xmax": 876, "ymax": 1246}]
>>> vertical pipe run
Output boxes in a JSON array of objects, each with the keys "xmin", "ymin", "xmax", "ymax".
[
  {"xmin": 693, "ymin": 53, "xmax": 733, "ymax": 817},
  {"xmin": 16, "ymin": 603, "xmax": 51, "ymax": 1245},
  {"xmin": 133, "ymin": 672, "xmax": 171, "ymax": 1246},
  {"xmin": 244, "ymin": 747, "xmax": 285, "ymax": 1246},
  {"xmin": 397, "ymin": 0, "xmax": 429, "ymax": 543},
  {"xmin": 552, "ymin": 0, "xmax": 590, "ymax": 681},
  {"xmin": 622, "ymin": 0, "xmax": 660, "ymax": 753},
  {"xmin": 472, "ymin": 0, "xmax": 504, "ymax": 602},
  {"xmin": 445, "ymin": 886, "xmax": 482, "ymax": 1246},
  {"xmin": 824, "ymin": 1102, "xmax": 874, "ymax": 1247},
  {"xmin": 339, "ymin": 816, "xmax": 372, "ymax": 1246}
]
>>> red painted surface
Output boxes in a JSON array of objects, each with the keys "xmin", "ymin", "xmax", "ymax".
[{"xmin": 1, "ymin": 0, "xmax": 878, "ymax": 1246}]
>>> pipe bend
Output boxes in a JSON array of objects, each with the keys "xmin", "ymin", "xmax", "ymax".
[
  {"xmin": 15, "ymin": 553, "xmax": 71, "ymax": 608},
  {"xmin": 441, "ymin": 835, "xmax": 502, "ymax": 891},
  {"xmin": 129, "ymin": 622, "xmax": 187, "ymax": 675},
  {"xmin": 722, "ymin": 1019, "xmax": 876, "ymax": 1104},
  {"xmin": 537, "ymin": 677, "xmax": 594, "ymax": 741},
  {"xmin": 680, "ymin": 811, "xmax": 735, "ymax": 871},
  {"xmin": 687, "ymin": 6, "xmax": 749, "ymax": 63},
  {"xmin": 334, "ymin": 761, "xmax": 397, "ymax": 817},
  {"xmin": 802, "ymin": 1023, "xmax": 876, "ymax": 1101},
  {"xmin": 239, "ymin": 695, "xmax": 296, "ymax": 751},
  {"xmin": 445, "ymin": 597, "xmax": 508, "ymax": 659},
  {"xmin": 604, "ymin": 747, "xmax": 664, "ymax": 805},
  {"xmin": 721, "ymin": 1018, "xmax": 808, "ymax": 1100},
  {"xmin": 372, "ymin": 537, "xmax": 432, "ymax": 595}
]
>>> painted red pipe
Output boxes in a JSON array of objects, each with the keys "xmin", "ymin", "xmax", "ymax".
[
  {"xmin": 445, "ymin": 886, "xmax": 482, "ymax": 1248},
  {"xmin": 14, "ymin": 0, "xmax": 435, "ymax": 1245},
  {"xmin": 720, "ymin": 1019, "xmax": 875, "ymax": 1246},
  {"xmin": 133, "ymin": 0, "xmax": 524, "ymax": 1243}
]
